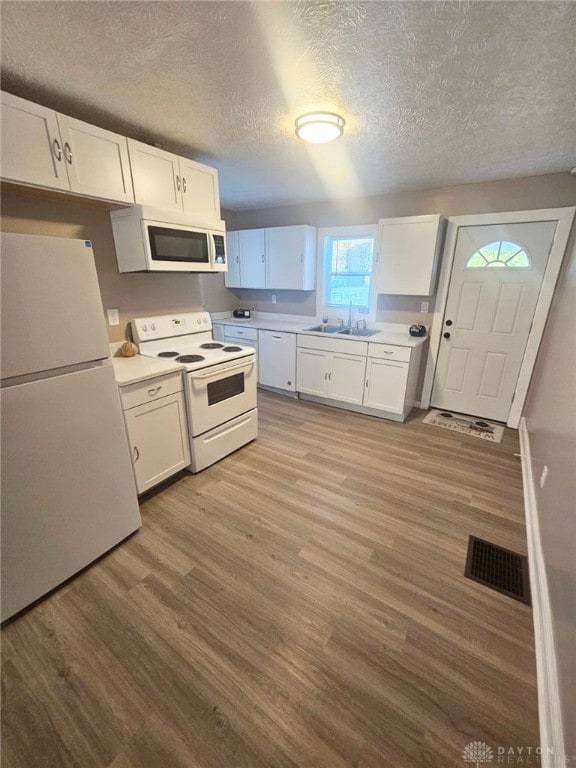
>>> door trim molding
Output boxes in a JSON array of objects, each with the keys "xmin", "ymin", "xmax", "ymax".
[{"xmin": 421, "ymin": 207, "xmax": 575, "ymax": 427}]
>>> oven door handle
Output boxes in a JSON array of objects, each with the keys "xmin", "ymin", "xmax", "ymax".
[{"xmin": 188, "ymin": 359, "xmax": 255, "ymax": 380}]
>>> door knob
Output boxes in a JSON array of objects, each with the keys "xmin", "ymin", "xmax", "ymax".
[
  {"xmin": 443, "ymin": 332, "xmax": 451, "ymax": 339},
  {"xmin": 446, "ymin": 319, "xmax": 453, "ymax": 326}
]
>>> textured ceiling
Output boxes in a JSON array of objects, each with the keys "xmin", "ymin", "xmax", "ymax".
[{"xmin": 1, "ymin": 1, "xmax": 575, "ymax": 211}]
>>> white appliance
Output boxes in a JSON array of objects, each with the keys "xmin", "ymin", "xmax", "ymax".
[
  {"xmin": 0, "ymin": 233, "xmax": 142, "ymax": 623},
  {"xmin": 110, "ymin": 205, "xmax": 227, "ymax": 273},
  {"xmin": 132, "ymin": 313, "xmax": 257, "ymax": 472}
]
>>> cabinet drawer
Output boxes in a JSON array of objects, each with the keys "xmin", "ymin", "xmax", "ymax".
[
  {"xmin": 223, "ymin": 324, "xmax": 258, "ymax": 341},
  {"xmin": 367, "ymin": 342, "xmax": 411, "ymax": 363},
  {"xmin": 120, "ymin": 372, "xmax": 183, "ymax": 410},
  {"xmin": 297, "ymin": 334, "xmax": 368, "ymax": 356}
]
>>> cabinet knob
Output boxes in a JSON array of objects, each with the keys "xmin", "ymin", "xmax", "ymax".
[
  {"xmin": 133, "ymin": 446, "xmax": 140, "ymax": 462},
  {"xmin": 446, "ymin": 319, "xmax": 453, "ymax": 326},
  {"xmin": 63, "ymin": 142, "xmax": 73, "ymax": 164},
  {"xmin": 443, "ymin": 332, "xmax": 451, "ymax": 340}
]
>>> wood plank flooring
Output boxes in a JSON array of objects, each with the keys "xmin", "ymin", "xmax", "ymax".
[{"xmin": 1, "ymin": 392, "xmax": 538, "ymax": 768}]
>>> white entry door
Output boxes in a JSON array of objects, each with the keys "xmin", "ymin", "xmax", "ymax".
[{"xmin": 431, "ymin": 220, "xmax": 557, "ymax": 421}]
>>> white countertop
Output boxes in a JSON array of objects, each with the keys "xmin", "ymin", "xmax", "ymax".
[
  {"xmin": 213, "ymin": 316, "xmax": 427, "ymax": 348},
  {"xmin": 112, "ymin": 354, "xmax": 185, "ymax": 386}
]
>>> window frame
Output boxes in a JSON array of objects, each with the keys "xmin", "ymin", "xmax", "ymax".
[{"xmin": 316, "ymin": 224, "xmax": 378, "ymax": 323}]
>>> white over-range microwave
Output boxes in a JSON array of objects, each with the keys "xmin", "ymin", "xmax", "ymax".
[{"xmin": 110, "ymin": 205, "xmax": 227, "ymax": 273}]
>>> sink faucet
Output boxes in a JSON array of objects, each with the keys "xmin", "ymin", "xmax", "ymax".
[{"xmin": 347, "ymin": 300, "xmax": 353, "ymax": 329}]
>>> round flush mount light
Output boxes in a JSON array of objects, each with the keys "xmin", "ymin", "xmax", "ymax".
[{"xmin": 295, "ymin": 112, "xmax": 345, "ymax": 144}]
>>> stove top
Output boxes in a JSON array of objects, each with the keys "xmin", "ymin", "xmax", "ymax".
[{"xmin": 132, "ymin": 312, "xmax": 255, "ymax": 372}]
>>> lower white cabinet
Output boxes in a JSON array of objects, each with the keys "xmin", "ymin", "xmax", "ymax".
[
  {"xmin": 364, "ymin": 358, "xmax": 409, "ymax": 414},
  {"xmin": 258, "ymin": 330, "xmax": 296, "ymax": 391},
  {"xmin": 297, "ymin": 347, "xmax": 366, "ymax": 405},
  {"xmin": 120, "ymin": 372, "xmax": 190, "ymax": 494},
  {"xmin": 297, "ymin": 334, "xmax": 423, "ymax": 421}
]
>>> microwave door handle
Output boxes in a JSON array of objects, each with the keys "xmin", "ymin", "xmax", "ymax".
[
  {"xmin": 209, "ymin": 232, "xmax": 216, "ymax": 267},
  {"xmin": 188, "ymin": 359, "xmax": 255, "ymax": 380}
]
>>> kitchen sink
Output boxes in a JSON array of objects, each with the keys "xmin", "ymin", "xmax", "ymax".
[
  {"xmin": 304, "ymin": 324, "xmax": 342, "ymax": 333},
  {"xmin": 336, "ymin": 328, "xmax": 380, "ymax": 337}
]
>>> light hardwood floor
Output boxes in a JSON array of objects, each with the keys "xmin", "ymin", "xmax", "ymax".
[{"xmin": 1, "ymin": 392, "xmax": 538, "ymax": 768}]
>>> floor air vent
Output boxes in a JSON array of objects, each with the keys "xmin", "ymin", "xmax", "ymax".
[{"xmin": 464, "ymin": 536, "xmax": 531, "ymax": 606}]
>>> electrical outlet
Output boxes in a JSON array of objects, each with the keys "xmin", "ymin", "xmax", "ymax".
[
  {"xmin": 271, "ymin": 294, "xmax": 277, "ymax": 304},
  {"xmin": 540, "ymin": 465, "xmax": 549, "ymax": 489},
  {"xmin": 106, "ymin": 308, "xmax": 120, "ymax": 326},
  {"xmin": 420, "ymin": 301, "xmax": 429, "ymax": 313}
]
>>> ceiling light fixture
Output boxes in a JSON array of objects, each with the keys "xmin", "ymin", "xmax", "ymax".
[{"xmin": 295, "ymin": 112, "xmax": 345, "ymax": 144}]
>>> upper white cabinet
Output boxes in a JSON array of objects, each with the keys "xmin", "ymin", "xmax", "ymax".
[
  {"xmin": 238, "ymin": 228, "xmax": 267, "ymax": 288},
  {"xmin": 375, "ymin": 214, "xmax": 446, "ymax": 296},
  {"xmin": 128, "ymin": 138, "xmax": 220, "ymax": 222},
  {"xmin": 265, "ymin": 226, "xmax": 316, "ymax": 290},
  {"xmin": 224, "ymin": 225, "xmax": 316, "ymax": 290},
  {"xmin": 1, "ymin": 92, "xmax": 134, "ymax": 203},
  {"xmin": 225, "ymin": 231, "xmax": 241, "ymax": 287},
  {"xmin": 1, "ymin": 92, "xmax": 69, "ymax": 191}
]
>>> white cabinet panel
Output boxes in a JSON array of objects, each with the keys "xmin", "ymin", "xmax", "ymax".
[
  {"xmin": 2, "ymin": 92, "xmax": 133, "ymax": 203},
  {"xmin": 329, "ymin": 353, "xmax": 366, "ymax": 404},
  {"xmin": 120, "ymin": 373, "xmax": 190, "ymax": 494},
  {"xmin": 297, "ymin": 348, "xmax": 328, "ymax": 397},
  {"xmin": 226, "ymin": 226, "xmax": 316, "ymax": 290},
  {"xmin": 239, "ymin": 229, "xmax": 267, "ymax": 288},
  {"xmin": 224, "ymin": 231, "xmax": 241, "ymax": 287},
  {"xmin": 128, "ymin": 139, "xmax": 221, "ymax": 221},
  {"xmin": 364, "ymin": 358, "xmax": 409, "ymax": 414},
  {"xmin": 265, "ymin": 225, "xmax": 316, "ymax": 290},
  {"xmin": 124, "ymin": 392, "xmax": 190, "ymax": 494},
  {"xmin": 180, "ymin": 156, "xmax": 220, "ymax": 222},
  {"xmin": 1, "ymin": 91, "xmax": 69, "ymax": 190},
  {"xmin": 57, "ymin": 114, "xmax": 134, "ymax": 203},
  {"xmin": 376, "ymin": 215, "xmax": 446, "ymax": 296},
  {"xmin": 258, "ymin": 330, "xmax": 296, "ymax": 391},
  {"xmin": 128, "ymin": 138, "xmax": 181, "ymax": 211}
]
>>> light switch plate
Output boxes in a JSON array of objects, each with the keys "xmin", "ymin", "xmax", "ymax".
[
  {"xmin": 106, "ymin": 308, "xmax": 120, "ymax": 326},
  {"xmin": 420, "ymin": 301, "xmax": 429, "ymax": 313}
]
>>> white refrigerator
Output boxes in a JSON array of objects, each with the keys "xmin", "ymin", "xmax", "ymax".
[{"xmin": 1, "ymin": 232, "xmax": 141, "ymax": 622}]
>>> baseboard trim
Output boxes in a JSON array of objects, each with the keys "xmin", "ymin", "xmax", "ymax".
[{"xmin": 518, "ymin": 418, "xmax": 565, "ymax": 766}]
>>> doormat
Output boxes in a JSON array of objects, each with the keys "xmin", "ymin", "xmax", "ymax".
[
  {"xmin": 464, "ymin": 536, "xmax": 531, "ymax": 605},
  {"xmin": 422, "ymin": 409, "xmax": 504, "ymax": 443}
]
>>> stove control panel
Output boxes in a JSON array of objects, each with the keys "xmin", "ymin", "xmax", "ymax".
[{"xmin": 132, "ymin": 312, "xmax": 212, "ymax": 342}]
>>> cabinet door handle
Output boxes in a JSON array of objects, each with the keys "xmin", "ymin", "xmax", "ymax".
[
  {"xmin": 383, "ymin": 351, "xmax": 393, "ymax": 355},
  {"xmin": 182, "ymin": 177, "xmax": 187, "ymax": 193},
  {"xmin": 133, "ymin": 446, "xmax": 140, "ymax": 462},
  {"xmin": 63, "ymin": 142, "xmax": 73, "ymax": 164},
  {"xmin": 147, "ymin": 386, "xmax": 162, "ymax": 396},
  {"xmin": 176, "ymin": 175, "xmax": 181, "ymax": 191},
  {"xmin": 365, "ymin": 380, "xmax": 368, "ymax": 387},
  {"xmin": 272, "ymin": 335, "xmax": 281, "ymax": 339},
  {"xmin": 328, "ymin": 372, "xmax": 332, "ymax": 380},
  {"xmin": 52, "ymin": 138, "xmax": 63, "ymax": 161},
  {"xmin": 300, "ymin": 253, "xmax": 303, "ymax": 263},
  {"xmin": 261, "ymin": 254, "xmax": 265, "ymax": 263}
]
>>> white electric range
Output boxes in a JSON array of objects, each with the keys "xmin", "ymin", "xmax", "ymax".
[{"xmin": 132, "ymin": 312, "xmax": 257, "ymax": 472}]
